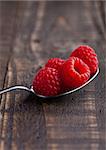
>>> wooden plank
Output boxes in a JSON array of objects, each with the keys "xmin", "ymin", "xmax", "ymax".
[
  {"xmin": 0, "ymin": 1, "xmax": 47, "ymax": 150},
  {"xmin": 0, "ymin": 1, "xmax": 105, "ymax": 150},
  {"xmin": 0, "ymin": 2, "xmax": 17, "ymax": 93},
  {"xmin": 40, "ymin": 1, "xmax": 106, "ymax": 150}
]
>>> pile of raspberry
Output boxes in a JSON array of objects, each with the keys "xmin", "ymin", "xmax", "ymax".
[{"xmin": 33, "ymin": 45, "xmax": 98, "ymax": 96}]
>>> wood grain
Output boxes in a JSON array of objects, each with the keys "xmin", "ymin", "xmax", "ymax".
[{"xmin": 0, "ymin": 1, "xmax": 105, "ymax": 150}]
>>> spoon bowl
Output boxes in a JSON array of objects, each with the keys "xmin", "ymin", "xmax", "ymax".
[
  {"xmin": 34, "ymin": 68, "xmax": 99, "ymax": 98},
  {"xmin": 0, "ymin": 68, "xmax": 99, "ymax": 99}
]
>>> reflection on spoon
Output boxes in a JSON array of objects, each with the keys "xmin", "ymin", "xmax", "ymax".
[{"xmin": 0, "ymin": 68, "xmax": 99, "ymax": 99}]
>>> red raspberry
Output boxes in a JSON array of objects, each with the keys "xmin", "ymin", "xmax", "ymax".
[
  {"xmin": 45, "ymin": 58, "xmax": 65, "ymax": 72},
  {"xmin": 32, "ymin": 67, "xmax": 61, "ymax": 96},
  {"xmin": 70, "ymin": 45, "xmax": 98, "ymax": 75},
  {"xmin": 62, "ymin": 57, "xmax": 90, "ymax": 90}
]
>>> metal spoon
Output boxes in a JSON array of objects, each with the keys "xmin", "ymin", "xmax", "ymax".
[{"xmin": 0, "ymin": 68, "xmax": 99, "ymax": 99}]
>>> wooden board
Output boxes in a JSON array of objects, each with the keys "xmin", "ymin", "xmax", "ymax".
[{"xmin": 0, "ymin": 1, "xmax": 105, "ymax": 150}]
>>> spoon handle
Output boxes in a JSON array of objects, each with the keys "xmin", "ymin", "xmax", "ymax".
[{"xmin": 0, "ymin": 86, "xmax": 33, "ymax": 95}]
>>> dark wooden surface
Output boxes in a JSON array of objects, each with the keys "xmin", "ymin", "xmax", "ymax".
[{"xmin": 0, "ymin": 1, "xmax": 105, "ymax": 150}]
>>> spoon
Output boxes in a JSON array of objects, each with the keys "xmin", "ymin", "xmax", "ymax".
[{"xmin": 0, "ymin": 68, "xmax": 99, "ymax": 99}]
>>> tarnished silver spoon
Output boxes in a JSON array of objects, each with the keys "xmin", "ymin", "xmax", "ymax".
[{"xmin": 0, "ymin": 68, "xmax": 99, "ymax": 99}]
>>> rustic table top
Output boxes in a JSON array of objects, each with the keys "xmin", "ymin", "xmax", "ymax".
[{"xmin": 0, "ymin": 1, "xmax": 105, "ymax": 150}]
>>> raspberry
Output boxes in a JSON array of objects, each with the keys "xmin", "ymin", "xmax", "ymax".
[
  {"xmin": 32, "ymin": 67, "xmax": 61, "ymax": 96},
  {"xmin": 62, "ymin": 57, "xmax": 90, "ymax": 90},
  {"xmin": 70, "ymin": 45, "xmax": 98, "ymax": 75},
  {"xmin": 45, "ymin": 58, "xmax": 65, "ymax": 72}
]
